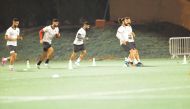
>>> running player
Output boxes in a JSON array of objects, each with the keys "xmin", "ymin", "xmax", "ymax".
[
  {"xmin": 116, "ymin": 17, "xmax": 142, "ymax": 67},
  {"xmin": 3, "ymin": 18, "xmax": 23, "ymax": 71},
  {"xmin": 69, "ymin": 21, "xmax": 90, "ymax": 69},
  {"xmin": 125, "ymin": 17, "xmax": 142, "ymax": 66},
  {"xmin": 36, "ymin": 18, "xmax": 61, "ymax": 69}
]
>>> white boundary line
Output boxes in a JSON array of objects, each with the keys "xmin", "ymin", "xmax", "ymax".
[{"xmin": 1, "ymin": 85, "xmax": 190, "ymax": 103}]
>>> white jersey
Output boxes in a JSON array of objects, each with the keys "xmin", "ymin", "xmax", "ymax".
[
  {"xmin": 126, "ymin": 25, "xmax": 135, "ymax": 42},
  {"xmin": 42, "ymin": 25, "xmax": 59, "ymax": 44},
  {"xmin": 116, "ymin": 25, "xmax": 134, "ymax": 45},
  {"xmin": 73, "ymin": 28, "xmax": 86, "ymax": 45},
  {"xmin": 5, "ymin": 27, "xmax": 20, "ymax": 46}
]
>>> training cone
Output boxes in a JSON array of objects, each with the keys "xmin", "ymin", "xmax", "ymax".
[
  {"xmin": 26, "ymin": 59, "xmax": 31, "ymax": 69},
  {"xmin": 92, "ymin": 58, "xmax": 96, "ymax": 66},
  {"xmin": 182, "ymin": 55, "xmax": 187, "ymax": 64},
  {"xmin": 68, "ymin": 60, "xmax": 73, "ymax": 70}
]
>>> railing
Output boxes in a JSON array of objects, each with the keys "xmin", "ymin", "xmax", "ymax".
[{"xmin": 169, "ymin": 37, "xmax": 190, "ymax": 64}]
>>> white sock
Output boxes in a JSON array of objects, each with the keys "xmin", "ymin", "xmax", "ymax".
[
  {"xmin": 125, "ymin": 57, "xmax": 130, "ymax": 62},
  {"xmin": 69, "ymin": 60, "xmax": 73, "ymax": 69},
  {"xmin": 76, "ymin": 58, "xmax": 81, "ymax": 63},
  {"xmin": 9, "ymin": 65, "xmax": 14, "ymax": 69},
  {"xmin": 128, "ymin": 57, "xmax": 133, "ymax": 62},
  {"xmin": 133, "ymin": 59, "xmax": 138, "ymax": 65},
  {"xmin": 126, "ymin": 57, "xmax": 132, "ymax": 62}
]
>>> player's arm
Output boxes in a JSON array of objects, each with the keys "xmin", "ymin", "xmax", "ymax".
[
  {"xmin": 5, "ymin": 30, "xmax": 17, "ymax": 41},
  {"xmin": 55, "ymin": 28, "xmax": 61, "ymax": 39},
  {"xmin": 17, "ymin": 29, "xmax": 23, "ymax": 40},
  {"xmin": 85, "ymin": 36, "xmax": 89, "ymax": 40},
  {"xmin": 116, "ymin": 31, "xmax": 122, "ymax": 40},
  {"xmin": 55, "ymin": 33, "xmax": 61, "ymax": 39},
  {"xmin": 131, "ymin": 32, "xmax": 136, "ymax": 37},
  {"xmin": 116, "ymin": 31, "xmax": 126, "ymax": 45},
  {"xmin": 77, "ymin": 33, "xmax": 85, "ymax": 39},
  {"xmin": 17, "ymin": 35, "xmax": 23, "ymax": 40},
  {"xmin": 4, "ymin": 35, "xmax": 17, "ymax": 41},
  {"xmin": 39, "ymin": 29, "xmax": 44, "ymax": 44}
]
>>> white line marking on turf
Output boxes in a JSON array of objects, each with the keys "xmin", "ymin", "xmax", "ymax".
[
  {"xmin": 2, "ymin": 71, "xmax": 129, "ymax": 81},
  {"xmin": 1, "ymin": 85, "xmax": 190, "ymax": 103}
]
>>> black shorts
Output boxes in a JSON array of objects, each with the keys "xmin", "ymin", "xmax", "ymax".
[
  {"xmin": 43, "ymin": 42, "xmax": 51, "ymax": 52},
  {"xmin": 128, "ymin": 42, "xmax": 136, "ymax": 50},
  {"xmin": 73, "ymin": 44, "xmax": 85, "ymax": 53},
  {"xmin": 7, "ymin": 45, "xmax": 17, "ymax": 53},
  {"xmin": 121, "ymin": 44, "xmax": 130, "ymax": 53}
]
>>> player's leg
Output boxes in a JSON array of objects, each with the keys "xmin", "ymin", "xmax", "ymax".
[
  {"xmin": 70, "ymin": 52, "xmax": 77, "ymax": 61},
  {"xmin": 121, "ymin": 44, "xmax": 131, "ymax": 67},
  {"xmin": 134, "ymin": 49, "xmax": 140, "ymax": 62},
  {"xmin": 129, "ymin": 49, "xmax": 137, "ymax": 64},
  {"xmin": 1, "ymin": 56, "xmax": 10, "ymax": 65},
  {"xmin": 8, "ymin": 46, "xmax": 17, "ymax": 71},
  {"xmin": 75, "ymin": 45, "xmax": 87, "ymax": 65},
  {"xmin": 134, "ymin": 49, "xmax": 143, "ymax": 66},
  {"xmin": 9, "ymin": 53, "xmax": 15, "ymax": 70},
  {"xmin": 130, "ymin": 42, "xmax": 141, "ymax": 65},
  {"xmin": 76, "ymin": 50, "xmax": 87, "ymax": 63},
  {"xmin": 37, "ymin": 52, "xmax": 47, "ymax": 66},
  {"xmin": 69, "ymin": 51, "xmax": 77, "ymax": 69},
  {"xmin": 37, "ymin": 42, "xmax": 50, "ymax": 68},
  {"xmin": 69, "ymin": 45, "xmax": 79, "ymax": 69},
  {"xmin": 45, "ymin": 47, "xmax": 54, "ymax": 65}
]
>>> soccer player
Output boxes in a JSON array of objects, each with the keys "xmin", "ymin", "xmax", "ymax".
[
  {"xmin": 125, "ymin": 17, "xmax": 142, "ymax": 66},
  {"xmin": 116, "ymin": 17, "xmax": 142, "ymax": 67},
  {"xmin": 69, "ymin": 21, "xmax": 90, "ymax": 69},
  {"xmin": 3, "ymin": 18, "xmax": 23, "ymax": 71},
  {"xmin": 36, "ymin": 19, "xmax": 61, "ymax": 69}
]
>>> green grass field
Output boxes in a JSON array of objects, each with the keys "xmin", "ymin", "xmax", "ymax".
[{"xmin": 0, "ymin": 59, "xmax": 190, "ymax": 109}]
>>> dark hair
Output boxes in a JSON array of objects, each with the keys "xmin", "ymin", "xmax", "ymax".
[
  {"xmin": 124, "ymin": 17, "xmax": 130, "ymax": 20},
  {"xmin": 118, "ymin": 18, "xmax": 124, "ymax": 24},
  {"xmin": 52, "ymin": 18, "xmax": 59, "ymax": 22},
  {"xmin": 13, "ymin": 18, "xmax": 19, "ymax": 22},
  {"xmin": 83, "ymin": 21, "xmax": 89, "ymax": 25},
  {"xmin": 118, "ymin": 17, "xmax": 131, "ymax": 24}
]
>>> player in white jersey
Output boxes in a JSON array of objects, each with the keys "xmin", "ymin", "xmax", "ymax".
[
  {"xmin": 69, "ymin": 21, "xmax": 90, "ymax": 68},
  {"xmin": 3, "ymin": 18, "xmax": 23, "ymax": 71},
  {"xmin": 37, "ymin": 19, "xmax": 61, "ymax": 69},
  {"xmin": 116, "ymin": 17, "xmax": 142, "ymax": 67},
  {"xmin": 126, "ymin": 17, "xmax": 142, "ymax": 66}
]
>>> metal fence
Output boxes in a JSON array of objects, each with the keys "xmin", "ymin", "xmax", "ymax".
[{"xmin": 169, "ymin": 37, "xmax": 190, "ymax": 64}]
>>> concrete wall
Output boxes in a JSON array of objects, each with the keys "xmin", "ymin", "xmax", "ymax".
[{"xmin": 109, "ymin": 0, "xmax": 190, "ymax": 30}]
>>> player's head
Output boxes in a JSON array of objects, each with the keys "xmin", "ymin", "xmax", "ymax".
[
  {"xmin": 123, "ymin": 17, "xmax": 131, "ymax": 25},
  {"xmin": 52, "ymin": 18, "xmax": 59, "ymax": 27},
  {"xmin": 118, "ymin": 17, "xmax": 130, "ymax": 26},
  {"xmin": 118, "ymin": 18, "xmax": 124, "ymax": 25},
  {"xmin": 12, "ymin": 18, "xmax": 19, "ymax": 27},
  {"xmin": 82, "ymin": 21, "xmax": 90, "ymax": 30}
]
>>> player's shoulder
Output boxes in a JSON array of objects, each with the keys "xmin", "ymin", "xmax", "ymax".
[
  {"xmin": 126, "ymin": 25, "xmax": 132, "ymax": 29},
  {"xmin": 55, "ymin": 27, "xmax": 59, "ymax": 30},
  {"xmin": 78, "ymin": 28, "xmax": 85, "ymax": 33},
  {"xmin": 6, "ymin": 27, "xmax": 12, "ymax": 31},
  {"xmin": 79, "ymin": 27, "xmax": 84, "ymax": 31},
  {"xmin": 117, "ymin": 26, "xmax": 125, "ymax": 32},
  {"xmin": 6, "ymin": 27, "xmax": 19, "ymax": 32},
  {"xmin": 46, "ymin": 25, "xmax": 51, "ymax": 29},
  {"xmin": 16, "ymin": 27, "xmax": 20, "ymax": 31},
  {"xmin": 126, "ymin": 25, "xmax": 133, "ymax": 31},
  {"xmin": 43, "ymin": 25, "xmax": 51, "ymax": 31}
]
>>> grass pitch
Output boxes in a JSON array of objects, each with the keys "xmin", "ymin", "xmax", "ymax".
[{"xmin": 0, "ymin": 59, "xmax": 190, "ymax": 109}]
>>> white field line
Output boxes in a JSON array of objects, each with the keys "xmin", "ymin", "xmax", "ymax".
[
  {"xmin": 2, "ymin": 70, "xmax": 129, "ymax": 81},
  {"xmin": 1, "ymin": 85, "xmax": 190, "ymax": 103}
]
